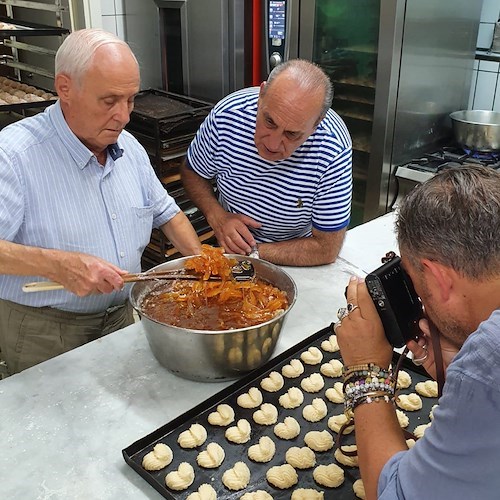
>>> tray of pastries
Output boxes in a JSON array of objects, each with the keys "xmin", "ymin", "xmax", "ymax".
[
  {"xmin": 123, "ymin": 325, "xmax": 439, "ymax": 499},
  {"xmin": 0, "ymin": 76, "xmax": 57, "ymax": 111}
]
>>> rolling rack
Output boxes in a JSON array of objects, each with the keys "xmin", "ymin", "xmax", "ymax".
[{"xmin": 125, "ymin": 89, "xmax": 217, "ymax": 269}]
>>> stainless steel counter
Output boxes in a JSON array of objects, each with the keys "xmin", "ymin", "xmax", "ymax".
[{"xmin": 0, "ymin": 212, "xmax": 397, "ymax": 500}]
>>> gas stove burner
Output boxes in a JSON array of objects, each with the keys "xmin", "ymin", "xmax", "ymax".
[{"xmin": 461, "ymin": 148, "xmax": 500, "ymax": 162}]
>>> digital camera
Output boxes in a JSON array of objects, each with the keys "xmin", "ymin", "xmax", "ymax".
[{"xmin": 365, "ymin": 253, "xmax": 423, "ymax": 348}]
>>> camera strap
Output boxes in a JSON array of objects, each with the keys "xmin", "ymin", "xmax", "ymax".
[{"xmin": 429, "ymin": 320, "xmax": 445, "ymax": 398}]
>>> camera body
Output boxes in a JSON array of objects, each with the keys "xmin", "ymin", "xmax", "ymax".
[{"xmin": 365, "ymin": 254, "xmax": 423, "ymax": 348}]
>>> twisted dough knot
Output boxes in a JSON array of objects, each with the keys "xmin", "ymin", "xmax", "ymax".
[
  {"xmin": 141, "ymin": 443, "xmax": 173, "ymax": 471},
  {"xmin": 302, "ymin": 397, "xmax": 328, "ymax": 422},
  {"xmin": 186, "ymin": 483, "xmax": 217, "ymax": 500},
  {"xmin": 291, "ymin": 488, "xmax": 325, "ymax": 500},
  {"xmin": 225, "ymin": 419, "xmax": 251, "ymax": 444},
  {"xmin": 274, "ymin": 416, "xmax": 301, "ymax": 440},
  {"xmin": 266, "ymin": 463, "xmax": 298, "ymax": 489},
  {"xmin": 313, "ymin": 463, "xmax": 345, "ymax": 487},
  {"xmin": 281, "ymin": 358, "xmax": 304, "ymax": 378},
  {"xmin": 221, "ymin": 461, "xmax": 251, "ymax": 490},
  {"xmin": 320, "ymin": 359, "xmax": 343, "ymax": 377},
  {"xmin": 321, "ymin": 334, "xmax": 340, "ymax": 352},
  {"xmin": 285, "ymin": 446, "xmax": 316, "ymax": 469},
  {"xmin": 325, "ymin": 381, "xmax": 344, "ymax": 403},
  {"xmin": 300, "ymin": 346, "xmax": 324, "ymax": 365},
  {"xmin": 237, "ymin": 387, "xmax": 263, "ymax": 408},
  {"xmin": 415, "ymin": 379, "xmax": 439, "ymax": 397},
  {"xmin": 334, "ymin": 445, "xmax": 358, "ymax": 467},
  {"xmin": 260, "ymin": 371, "xmax": 284, "ymax": 392},
  {"xmin": 196, "ymin": 442, "xmax": 225, "ymax": 468},
  {"xmin": 304, "ymin": 430, "xmax": 334, "ymax": 452},
  {"xmin": 207, "ymin": 404, "xmax": 235, "ymax": 426},
  {"xmin": 328, "ymin": 413, "xmax": 354, "ymax": 434},
  {"xmin": 253, "ymin": 403, "xmax": 278, "ymax": 425},
  {"xmin": 177, "ymin": 423, "xmax": 207, "ymax": 448},
  {"xmin": 241, "ymin": 491, "xmax": 273, "ymax": 500},
  {"xmin": 396, "ymin": 393, "xmax": 423, "ymax": 411},
  {"xmin": 279, "ymin": 387, "xmax": 304, "ymax": 409},
  {"xmin": 300, "ymin": 373, "xmax": 325, "ymax": 393},
  {"xmin": 248, "ymin": 435, "xmax": 276, "ymax": 463},
  {"xmin": 165, "ymin": 462, "xmax": 195, "ymax": 491}
]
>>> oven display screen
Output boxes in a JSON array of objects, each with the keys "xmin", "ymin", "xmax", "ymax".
[{"xmin": 269, "ymin": 1, "xmax": 286, "ymax": 40}]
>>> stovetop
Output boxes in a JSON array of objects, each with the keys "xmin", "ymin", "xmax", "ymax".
[{"xmin": 395, "ymin": 146, "xmax": 500, "ymax": 184}]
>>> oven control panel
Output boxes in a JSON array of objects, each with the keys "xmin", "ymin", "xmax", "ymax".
[{"xmin": 265, "ymin": 0, "xmax": 289, "ymax": 74}]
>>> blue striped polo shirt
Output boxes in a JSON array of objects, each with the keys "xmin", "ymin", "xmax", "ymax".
[
  {"xmin": 0, "ymin": 101, "xmax": 180, "ymax": 313},
  {"xmin": 186, "ymin": 86, "xmax": 352, "ymax": 242}
]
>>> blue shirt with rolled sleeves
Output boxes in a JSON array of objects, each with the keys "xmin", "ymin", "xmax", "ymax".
[
  {"xmin": 378, "ymin": 309, "xmax": 500, "ymax": 499},
  {"xmin": 0, "ymin": 101, "xmax": 180, "ymax": 313}
]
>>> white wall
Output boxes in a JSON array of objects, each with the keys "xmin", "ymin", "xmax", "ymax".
[{"xmin": 469, "ymin": 0, "xmax": 500, "ymax": 110}]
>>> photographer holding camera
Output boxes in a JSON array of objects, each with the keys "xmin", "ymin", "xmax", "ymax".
[{"xmin": 335, "ymin": 165, "xmax": 500, "ymax": 499}]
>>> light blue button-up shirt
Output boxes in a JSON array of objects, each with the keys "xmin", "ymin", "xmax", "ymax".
[
  {"xmin": 378, "ymin": 309, "xmax": 500, "ymax": 499},
  {"xmin": 0, "ymin": 101, "xmax": 180, "ymax": 313}
]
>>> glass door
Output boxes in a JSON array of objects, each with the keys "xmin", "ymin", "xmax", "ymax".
[{"xmin": 302, "ymin": 0, "xmax": 381, "ymax": 227}]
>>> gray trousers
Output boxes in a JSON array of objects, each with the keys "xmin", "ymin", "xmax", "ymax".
[{"xmin": 0, "ymin": 299, "xmax": 134, "ymax": 375}]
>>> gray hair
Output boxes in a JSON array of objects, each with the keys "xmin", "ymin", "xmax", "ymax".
[
  {"xmin": 396, "ymin": 165, "xmax": 500, "ymax": 279},
  {"xmin": 262, "ymin": 59, "xmax": 333, "ymax": 118},
  {"xmin": 55, "ymin": 28, "xmax": 137, "ymax": 85}
]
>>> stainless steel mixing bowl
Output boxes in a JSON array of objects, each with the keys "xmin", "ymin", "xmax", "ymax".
[{"xmin": 129, "ymin": 255, "xmax": 297, "ymax": 381}]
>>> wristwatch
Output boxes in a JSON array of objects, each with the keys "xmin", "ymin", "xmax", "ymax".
[{"xmin": 248, "ymin": 244, "xmax": 260, "ymax": 259}]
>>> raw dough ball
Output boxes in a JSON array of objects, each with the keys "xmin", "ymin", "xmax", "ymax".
[
  {"xmin": 396, "ymin": 409, "xmax": 409, "ymax": 428},
  {"xmin": 266, "ymin": 463, "xmax": 298, "ymax": 489},
  {"xmin": 237, "ymin": 387, "xmax": 263, "ymax": 408},
  {"xmin": 415, "ymin": 380, "xmax": 439, "ymax": 397},
  {"xmin": 142, "ymin": 443, "xmax": 173, "ymax": 471},
  {"xmin": 208, "ymin": 403, "xmax": 235, "ymax": 426},
  {"xmin": 165, "ymin": 462, "xmax": 195, "ymax": 491},
  {"xmin": 278, "ymin": 386, "xmax": 304, "ymax": 409},
  {"xmin": 302, "ymin": 397, "xmax": 328, "ymax": 422},
  {"xmin": 396, "ymin": 393, "xmax": 423, "ymax": 411},
  {"xmin": 320, "ymin": 359, "xmax": 343, "ymax": 378},
  {"xmin": 320, "ymin": 334, "xmax": 339, "ymax": 352},
  {"xmin": 353, "ymin": 478, "xmax": 366, "ymax": 499},
  {"xmin": 178, "ymin": 423, "xmax": 208, "ymax": 448},
  {"xmin": 196, "ymin": 442, "xmax": 225, "ymax": 468},
  {"xmin": 397, "ymin": 370, "xmax": 412, "ymax": 389},
  {"xmin": 292, "ymin": 488, "xmax": 324, "ymax": 500},
  {"xmin": 282, "ymin": 358, "xmax": 304, "ymax": 378},
  {"xmin": 186, "ymin": 483, "xmax": 217, "ymax": 500},
  {"xmin": 248, "ymin": 435, "xmax": 276, "ymax": 463},
  {"xmin": 225, "ymin": 419, "xmax": 251, "ymax": 444},
  {"xmin": 300, "ymin": 346, "xmax": 323, "ymax": 365},
  {"xmin": 260, "ymin": 371, "xmax": 284, "ymax": 392},
  {"xmin": 221, "ymin": 461, "xmax": 251, "ymax": 490},
  {"xmin": 304, "ymin": 430, "xmax": 334, "ymax": 452},
  {"xmin": 300, "ymin": 373, "xmax": 325, "ymax": 393},
  {"xmin": 325, "ymin": 382, "xmax": 344, "ymax": 403},
  {"xmin": 274, "ymin": 416, "xmax": 301, "ymax": 440},
  {"xmin": 334, "ymin": 445, "xmax": 358, "ymax": 467},
  {"xmin": 327, "ymin": 413, "xmax": 354, "ymax": 434},
  {"xmin": 414, "ymin": 422, "xmax": 432, "ymax": 438},
  {"xmin": 253, "ymin": 403, "xmax": 278, "ymax": 425},
  {"xmin": 313, "ymin": 463, "xmax": 345, "ymax": 487},
  {"xmin": 241, "ymin": 491, "xmax": 273, "ymax": 500},
  {"xmin": 285, "ymin": 446, "xmax": 316, "ymax": 469}
]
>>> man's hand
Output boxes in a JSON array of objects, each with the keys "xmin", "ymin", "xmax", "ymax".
[
  {"xmin": 209, "ymin": 211, "xmax": 262, "ymax": 255},
  {"xmin": 336, "ymin": 276, "xmax": 393, "ymax": 369},
  {"xmin": 49, "ymin": 251, "xmax": 128, "ymax": 296},
  {"xmin": 406, "ymin": 318, "xmax": 459, "ymax": 379}
]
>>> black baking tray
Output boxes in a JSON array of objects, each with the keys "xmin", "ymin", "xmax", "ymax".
[
  {"xmin": 123, "ymin": 326, "xmax": 437, "ymax": 499},
  {"xmin": 0, "ymin": 16, "xmax": 69, "ymax": 37}
]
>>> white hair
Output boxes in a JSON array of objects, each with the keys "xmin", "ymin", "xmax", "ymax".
[{"xmin": 55, "ymin": 28, "xmax": 138, "ymax": 85}]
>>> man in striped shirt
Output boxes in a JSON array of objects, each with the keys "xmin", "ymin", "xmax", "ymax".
[
  {"xmin": 181, "ymin": 59, "xmax": 352, "ymax": 266},
  {"xmin": 0, "ymin": 29, "xmax": 201, "ymax": 374}
]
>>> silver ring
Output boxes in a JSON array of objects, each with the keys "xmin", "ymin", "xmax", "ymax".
[
  {"xmin": 412, "ymin": 351, "xmax": 428, "ymax": 366},
  {"xmin": 347, "ymin": 303, "xmax": 359, "ymax": 314},
  {"xmin": 337, "ymin": 307, "xmax": 349, "ymax": 321},
  {"xmin": 333, "ymin": 321, "xmax": 342, "ymax": 333}
]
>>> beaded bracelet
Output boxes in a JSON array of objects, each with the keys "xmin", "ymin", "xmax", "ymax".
[
  {"xmin": 344, "ymin": 390, "xmax": 395, "ymax": 419},
  {"xmin": 343, "ymin": 362, "xmax": 391, "ymax": 380}
]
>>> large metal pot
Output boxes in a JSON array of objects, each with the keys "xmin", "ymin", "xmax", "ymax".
[
  {"xmin": 450, "ymin": 110, "xmax": 500, "ymax": 152},
  {"xmin": 130, "ymin": 255, "xmax": 297, "ymax": 381}
]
